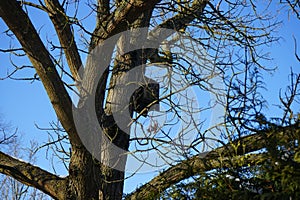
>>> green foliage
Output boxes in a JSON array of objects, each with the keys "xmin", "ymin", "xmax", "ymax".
[{"xmin": 159, "ymin": 126, "xmax": 300, "ymax": 200}]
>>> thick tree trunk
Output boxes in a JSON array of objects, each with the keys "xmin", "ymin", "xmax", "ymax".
[
  {"xmin": 66, "ymin": 145, "xmax": 101, "ymax": 200},
  {"xmin": 96, "ymin": 10, "xmax": 153, "ymax": 200},
  {"xmin": 100, "ymin": 118, "xmax": 130, "ymax": 200}
]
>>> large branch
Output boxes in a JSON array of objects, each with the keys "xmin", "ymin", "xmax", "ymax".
[
  {"xmin": 97, "ymin": 0, "xmax": 110, "ymax": 20},
  {"xmin": 90, "ymin": 0, "xmax": 161, "ymax": 49},
  {"xmin": 146, "ymin": 0, "xmax": 208, "ymax": 63},
  {"xmin": 45, "ymin": 0, "xmax": 83, "ymax": 82},
  {"xmin": 0, "ymin": 151, "xmax": 66, "ymax": 200},
  {"xmin": 126, "ymin": 123, "xmax": 300, "ymax": 199},
  {"xmin": 126, "ymin": 153, "xmax": 266, "ymax": 199},
  {"xmin": 0, "ymin": 0, "xmax": 81, "ymax": 146},
  {"xmin": 155, "ymin": 0, "xmax": 208, "ymax": 33}
]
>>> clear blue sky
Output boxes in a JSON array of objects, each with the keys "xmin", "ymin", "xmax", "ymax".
[{"xmin": 0, "ymin": 1, "xmax": 300, "ymax": 195}]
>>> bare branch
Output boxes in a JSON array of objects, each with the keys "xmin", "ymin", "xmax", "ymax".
[
  {"xmin": 90, "ymin": 0, "xmax": 162, "ymax": 49},
  {"xmin": 146, "ymin": 0, "xmax": 208, "ymax": 62},
  {"xmin": 0, "ymin": 151, "xmax": 66, "ymax": 200},
  {"xmin": 293, "ymin": 35, "xmax": 300, "ymax": 62},
  {"xmin": 0, "ymin": 47, "xmax": 23, "ymax": 53},
  {"xmin": 21, "ymin": 1, "xmax": 48, "ymax": 12},
  {"xmin": 45, "ymin": 0, "xmax": 83, "ymax": 82},
  {"xmin": 153, "ymin": 0, "xmax": 208, "ymax": 33},
  {"xmin": 0, "ymin": 0, "xmax": 81, "ymax": 147},
  {"xmin": 97, "ymin": 0, "xmax": 110, "ymax": 20}
]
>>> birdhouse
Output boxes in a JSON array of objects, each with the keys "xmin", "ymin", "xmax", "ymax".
[{"xmin": 130, "ymin": 78, "xmax": 159, "ymax": 117}]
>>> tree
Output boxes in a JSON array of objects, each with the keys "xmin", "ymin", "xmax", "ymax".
[{"xmin": 0, "ymin": 0, "xmax": 299, "ymax": 199}]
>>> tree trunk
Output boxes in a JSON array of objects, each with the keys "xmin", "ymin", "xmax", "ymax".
[
  {"xmin": 66, "ymin": 145, "xmax": 101, "ymax": 200},
  {"xmin": 96, "ymin": 10, "xmax": 153, "ymax": 200}
]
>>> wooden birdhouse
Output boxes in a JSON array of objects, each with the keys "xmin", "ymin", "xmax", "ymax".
[{"xmin": 130, "ymin": 78, "xmax": 159, "ymax": 117}]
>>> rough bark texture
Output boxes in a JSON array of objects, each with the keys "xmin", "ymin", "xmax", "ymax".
[
  {"xmin": 66, "ymin": 146, "xmax": 101, "ymax": 200},
  {"xmin": 99, "ymin": 10, "xmax": 153, "ymax": 199},
  {"xmin": 0, "ymin": 152, "xmax": 66, "ymax": 199},
  {"xmin": 45, "ymin": 0, "xmax": 83, "ymax": 82}
]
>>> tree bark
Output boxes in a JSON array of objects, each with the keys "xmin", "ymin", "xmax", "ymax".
[
  {"xmin": 98, "ymin": 10, "xmax": 153, "ymax": 199},
  {"xmin": 0, "ymin": 152, "xmax": 66, "ymax": 199},
  {"xmin": 66, "ymin": 146, "xmax": 101, "ymax": 200},
  {"xmin": 45, "ymin": 0, "xmax": 83, "ymax": 82}
]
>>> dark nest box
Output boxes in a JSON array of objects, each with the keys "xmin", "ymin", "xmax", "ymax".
[{"xmin": 130, "ymin": 78, "xmax": 160, "ymax": 117}]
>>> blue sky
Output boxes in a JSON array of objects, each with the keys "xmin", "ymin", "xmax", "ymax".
[
  {"xmin": 261, "ymin": 10, "xmax": 300, "ymax": 117},
  {"xmin": 0, "ymin": 1, "xmax": 300, "ymax": 195}
]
